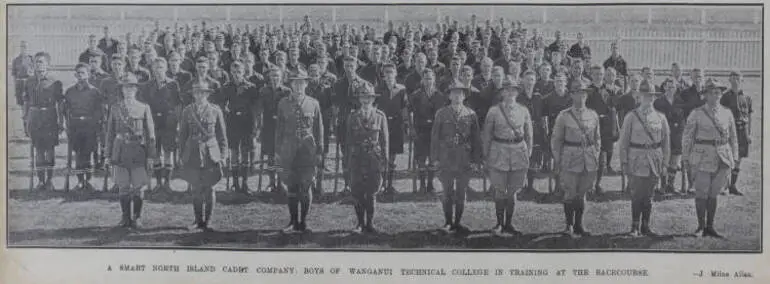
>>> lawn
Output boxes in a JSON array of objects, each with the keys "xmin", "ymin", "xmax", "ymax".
[{"xmin": 5, "ymin": 76, "xmax": 763, "ymax": 251}]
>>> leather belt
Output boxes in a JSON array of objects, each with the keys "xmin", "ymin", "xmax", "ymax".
[
  {"xmin": 30, "ymin": 106, "xmax": 52, "ymax": 110},
  {"xmin": 71, "ymin": 116, "xmax": 92, "ymax": 120},
  {"xmin": 629, "ymin": 142, "xmax": 662, "ymax": 149},
  {"xmin": 493, "ymin": 137, "xmax": 523, "ymax": 144},
  {"xmin": 563, "ymin": 140, "xmax": 594, "ymax": 147},
  {"xmin": 695, "ymin": 139, "xmax": 728, "ymax": 146}
]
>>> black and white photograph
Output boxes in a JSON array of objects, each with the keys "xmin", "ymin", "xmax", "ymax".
[{"xmin": 4, "ymin": 2, "xmax": 763, "ymax": 257}]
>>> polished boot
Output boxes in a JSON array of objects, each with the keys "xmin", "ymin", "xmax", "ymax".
[
  {"xmin": 503, "ymin": 199, "xmax": 520, "ymax": 235},
  {"xmin": 117, "ymin": 195, "xmax": 132, "ymax": 228},
  {"xmin": 640, "ymin": 200, "xmax": 656, "ymax": 236},
  {"xmin": 573, "ymin": 199, "xmax": 591, "ymax": 236},
  {"xmin": 131, "ymin": 195, "xmax": 143, "ymax": 229},
  {"xmin": 703, "ymin": 198, "xmax": 723, "ymax": 238},
  {"xmin": 694, "ymin": 198, "xmax": 706, "ymax": 235}
]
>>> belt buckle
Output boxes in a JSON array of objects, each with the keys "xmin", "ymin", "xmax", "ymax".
[
  {"xmin": 155, "ymin": 113, "xmax": 163, "ymax": 116},
  {"xmin": 236, "ymin": 111, "xmax": 244, "ymax": 115}
]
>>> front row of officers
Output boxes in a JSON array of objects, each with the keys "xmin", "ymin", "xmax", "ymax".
[{"xmin": 25, "ymin": 51, "xmax": 738, "ymax": 237}]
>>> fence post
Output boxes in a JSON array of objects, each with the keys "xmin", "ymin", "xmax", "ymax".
[
  {"xmin": 542, "ymin": 7, "xmax": 548, "ymax": 24},
  {"xmin": 173, "ymin": 7, "xmax": 178, "ymax": 22},
  {"xmin": 226, "ymin": 6, "xmax": 232, "ymax": 22},
  {"xmin": 332, "ymin": 6, "xmax": 337, "ymax": 25},
  {"xmin": 66, "ymin": 7, "xmax": 71, "ymax": 20},
  {"xmin": 279, "ymin": 5, "xmax": 284, "ymax": 24},
  {"xmin": 383, "ymin": 6, "xmax": 389, "ymax": 32},
  {"xmin": 700, "ymin": 8, "xmax": 707, "ymax": 25},
  {"xmin": 647, "ymin": 7, "xmax": 653, "ymax": 24},
  {"xmin": 594, "ymin": 9, "xmax": 600, "ymax": 24},
  {"xmin": 489, "ymin": 7, "xmax": 495, "ymax": 23},
  {"xmin": 754, "ymin": 10, "xmax": 760, "ymax": 24},
  {"xmin": 699, "ymin": 30, "xmax": 708, "ymax": 69}
]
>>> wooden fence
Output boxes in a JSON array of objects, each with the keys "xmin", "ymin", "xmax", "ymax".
[{"xmin": 7, "ymin": 5, "xmax": 762, "ymax": 74}]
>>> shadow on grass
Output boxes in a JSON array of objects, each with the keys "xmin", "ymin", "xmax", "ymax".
[
  {"xmin": 8, "ymin": 225, "xmax": 187, "ymax": 245},
  {"xmin": 94, "ymin": 228, "xmax": 683, "ymax": 249}
]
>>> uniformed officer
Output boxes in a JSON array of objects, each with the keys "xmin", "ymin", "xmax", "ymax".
[
  {"xmin": 12, "ymin": 41, "xmax": 34, "ymax": 107},
  {"xmin": 333, "ymin": 56, "xmax": 369, "ymax": 192},
  {"xmin": 63, "ymin": 63, "xmax": 104, "ymax": 191},
  {"xmin": 719, "ymin": 71, "xmax": 751, "ymax": 196},
  {"xmin": 682, "ymin": 78, "xmax": 738, "ymax": 238},
  {"xmin": 24, "ymin": 52, "xmax": 64, "ymax": 191},
  {"xmin": 104, "ymin": 74, "xmax": 156, "ymax": 228},
  {"xmin": 374, "ymin": 63, "xmax": 409, "ymax": 194},
  {"xmin": 619, "ymin": 80, "xmax": 671, "ymax": 237},
  {"xmin": 259, "ymin": 66, "xmax": 292, "ymax": 192},
  {"xmin": 482, "ymin": 80, "xmax": 532, "ymax": 236},
  {"xmin": 431, "ymin": 81, "xmax": 483, "ymax": 234},
  {"xmin": 550, "ymin": 79, "xmax": 600, "ymax": 237},
  {"xmin": 409, "ymin": 69, "xmax": 447, "ymax": 192},
  {"xmin": 222, "ymin": 60, "xmax": 260, "ymax": 193},
  {"xmin": 178, "ymin": 81, "xmax": 228, "ymax": 232},
  {"xmin": 275, "ymin": 69, "xmax": 324, "ymax": 233},
  {"xmin": 345, "ymin": 82, "xmax": 389, "ymax": 234},
  {"xmin": 141, "ymin": 57, "xmax": 182, "ymax": 193},
  {"xmin": 653, "ymin": 78, "xmax": 686, "ymax": 194},
  {"xmin": 517, "ymin": 70, "xmax": 545, "ymax": 193}
]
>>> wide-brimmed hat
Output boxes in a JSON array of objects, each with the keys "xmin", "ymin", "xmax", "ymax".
[
  {"xmin": 637, "ymin": 80, "xmax": 661, "ymax": 96},
  {"xmin": 354, "ymin": 82, "xmax": 380, "ymax": 98},
  {"xmin": 703, "ymin": 78, "xmax": 728, "ymax": 92},
  {"xmin": 191, "ymin": 81, "xmax": 215, "ymax": 93},
  {"xmin": 287, "ymin": 69, "xmax": 309, "ymax": 81},
  {"xmin": 119, "ymin": 74, "xmax": 140, "ymax": 87},
  {"xmin": 447, "ymin": 80, "xmax": 468, "ymax": 92},
  {"xmin": 501, "ymin": 79, "xmax": 522, "ymax": 94},
  {"xmin": 568, "ymin": 79, "xmax": 589, "ymax": 93}
]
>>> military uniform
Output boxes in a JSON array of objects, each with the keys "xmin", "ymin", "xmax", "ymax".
[
  {"xmin": 551, "ymin": 104, "xmax": 601, "ymax": 236},
  {"xmin": 679, "ymin": 84, "xmax": 705, "ymax": 119},
  {"xmin": 222, "ymin": 78, "xmax": 260, "ymax": 192},
  {"xmin": 24, "ymin": 72, "xmax": 64, "ymax": 190},
  {"xmin": 482, "ymin": 95, "xmax": 532, "ymax": 234},
  {"xmin": 259, "ymin": 83, "xmax": 292, "ymax": 158},
  {"xmin": 409, "ymin": 86, "xmax": 448, "ymax": 192},
  {"xmin": 615, "ymin": 90, "xmax": 639, "ymax": 126},
  {"xmin": 619, "ymin": 99, "xmax": 671, "ymax": 236},
  {"xmin": 209, "ymin": 67, "xmax": 231, "ymax": 86},
  {"xmin": 333, "ymin": 74, "xmax": 368, "ymax": 155},
  {"xmin": 140, "ymin": 77, "xmax": 182, "ymax": 191},
  {"xmin": 431, "ymin": 86, "xmax": 483, "ymax": 231},
  {"xmin": 403, "ymin": 69, "xmax": 423, "ymax": 94},
  {"xmin": 345, "ymin": 85, "xmax": 389, "ymax": 233},
  {"xmin": 275, "ymin": 73, "xmax": 323, "ymax": 232},
  {"xmin": 12, "ymin": 53, "xmax": 34, "ymax": 106},
  {"xmin": 126, "ymin": 64, "xmax": 151, "ymax": 83},
  {"xmin": 63, "ymin": 81, "xmax": 103, "ymax": 190},
  {"xmin": 178, "ymin": 85, "xmax": 227, "ymax": 230},
  {"xmin": 104, "ymin": 75, "xmax": 156, "ymax": 228},
  {"xmin": 682, "ymin": 81, "xmax": 738, "ymax": 237},
  {"xmin": 167, "ymin": 69, "xmax": 193, "ymax": 91},
  {"xmin": 720, "ymin": 87, "xmax": 752, "ymax": 194},
  {"xmin": 182, "ymin": 76, "xmax": 221, "ymax": 106}
]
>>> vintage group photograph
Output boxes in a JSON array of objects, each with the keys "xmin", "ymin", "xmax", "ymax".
[{"xmin": 5, "ymin": 3, "xmax": 763, "ymax": 251}]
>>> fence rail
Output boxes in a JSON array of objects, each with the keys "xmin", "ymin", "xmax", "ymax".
[{"xmin": 7, "ymin": 5, "xmax": 763, "ymax": 74}]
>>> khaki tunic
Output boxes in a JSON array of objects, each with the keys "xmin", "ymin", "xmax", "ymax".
[
  {"xmin": 550, "ymin": 107, "xmax": 601, "ymax": 173},
  {"xmin": 345, "ymin": 108, "xmax": 389, "ymax": 196},
  {"xmin": 682, "ymin": 105, "xmax": 739, "ymax": 173},
  {"xmin": 430, "ymin": 105, "xmax": 483, "ymax": 173},
  {"xmin": 682, "ymin": 105, "xmax": 738, "ymax": 198},
  {"xmin": 618, "ymin": 107, "xmax": 671, "ymax": 178},
  {"xmin": 481, "ymin": 102, "xmax": 533, "ymax": 172},
  {"xmin": 178, "ymin": 102, "xmax": 228, "ymax": 189},
  {"xmin": 104, "ymin": 100, "xmax": 156, "ymax": 195},
  {"xmin": 275, "ymin": 94, "xmax": 324, "ymax": 191}
]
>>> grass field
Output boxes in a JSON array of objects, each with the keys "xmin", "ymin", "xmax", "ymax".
[{"xmin": 5, "ymin": 75, "xmax": 763, "ymax": 251}]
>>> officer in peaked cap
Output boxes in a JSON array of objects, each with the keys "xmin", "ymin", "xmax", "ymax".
[{"xmin": 682, "ymin": 78, "xmax": 738, "ymax": 238}]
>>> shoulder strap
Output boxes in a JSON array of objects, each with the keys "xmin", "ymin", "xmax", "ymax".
[
  {"xmin": 190, "ymin": 105, "xmax": 212, "ymax": 137},
  {"xmin": 700, "ymin": 107, "xmax": 726, "ymax": 138},
  {"xmin": 632, "ymin": 109, "xmax": 660, "ymax": 143},
  {"xmin": 499, "ymin": 105, "xmax": 523, "ymax": 138},
  {"xmin": 567, "ymin": 109, "xmax": 593, "ymax": 144}
]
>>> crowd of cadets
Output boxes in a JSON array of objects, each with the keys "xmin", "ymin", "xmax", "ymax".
[{"xmin": 12, "ymin": 15, "xmax": 751, "ymax": 237}]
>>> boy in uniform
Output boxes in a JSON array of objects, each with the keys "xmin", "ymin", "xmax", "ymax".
[{"xmin": 63, "ymin": 63, "xmax": 104, "ymax": 191}]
